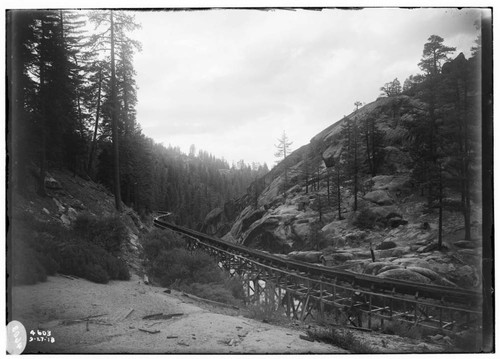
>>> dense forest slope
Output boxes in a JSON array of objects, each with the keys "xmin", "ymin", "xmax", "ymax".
[
  {"xmin": 8, "ymin": 10, "xmax": 268, "ymax": 231},
  {"xmin": 207, "ymin": 45, "xmax": 483, "ymax": 290}
]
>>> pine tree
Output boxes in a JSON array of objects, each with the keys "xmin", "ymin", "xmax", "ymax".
[
  {"xmin": 274, "ymin": 131, "xmax": 293, "ymax": 194},
  {"xmin": 88, "ymin": 10, "xmax": 141, "ymax": 211}
]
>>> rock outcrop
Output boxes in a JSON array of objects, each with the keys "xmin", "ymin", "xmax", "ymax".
[{"xmin": 211, "ymin": 91, "xmax": 481, "ymax": 293}]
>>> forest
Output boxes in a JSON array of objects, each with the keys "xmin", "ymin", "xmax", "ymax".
[{"xmin": 8, "ymin": 10, "xmax": 269, "ymax": 228}]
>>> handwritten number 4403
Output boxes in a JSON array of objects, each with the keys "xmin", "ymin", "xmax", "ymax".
[
  {"xmin": 30, "ymin": 330, "xmax": 51, "ymax": 337},
  {"xmin": 29, "ymin": 330, "xmax": 55, "ymax": 343}
]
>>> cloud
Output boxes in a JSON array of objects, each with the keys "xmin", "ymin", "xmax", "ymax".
[{"xmin": 132, "ymin": 8, "xmax": 483, "ymax": 166}]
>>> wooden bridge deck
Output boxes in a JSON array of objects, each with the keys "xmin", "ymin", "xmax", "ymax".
[{"xmin": 153, "ymin": 214, "xmax": 482, "ymax": 333}]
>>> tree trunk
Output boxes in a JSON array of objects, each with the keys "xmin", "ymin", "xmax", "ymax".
[
  {"xmin": 317, "ymin": 194, "xmax": 322, "ymax": 222},
  {"xmin": 353, "ymin": 117, "xmax": 358, "ymax": 211},
  {"xmin": 370, "ymin": 116, "xmax": 377, "ymax": 176},
  {"xmin": 317, "ymin": 165, "xmax": 320, "ymax": 192},
  {"xmin": 336, "ymin": 166, "xmax": 342, "ymax": 220},
  {"xmin": 438, "ymin": 164, "xmax": 443, "ymax": 250},
  {"xmin": 365, "ymin": 118, "xmax": 374, "ymax": 177},
  {"xmin": 110, "ymin": 11, "xmax": 122, "ymax": 211},
  {"xmin": 87, "ymin": 67, "xmax": 102, "ymax": 175},
  {"xmin": 462, "ymin": 79, "xmax": 472, "ymax": 242},
  {"xmin": 37, "ymin": 20, "xmax": 47, "ymax": 197},
  {"xmin": 326, "ymin": 167, "xmax": 330, "ymax": 205}
]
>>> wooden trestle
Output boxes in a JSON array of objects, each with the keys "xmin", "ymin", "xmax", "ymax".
[{"xmin": 154, "ymin": 216, "xmax": 482, "ymax": 333}]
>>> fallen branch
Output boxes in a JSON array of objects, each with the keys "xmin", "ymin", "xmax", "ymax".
[
  {"xmin": 139, "ymin": 328, "xmax": 160, "ymax": 334},
  {"xmin": 86, "ymin": 313, "xmax": 107, "ymax": 320},
  {"xmin": 124, "ymin": 309, "xmax": 134, "ymax": 319},
  {"xmin": 142, "ymin": 313, "xmax": 183, "ymax": 320},
  {"xmin": 61, "ymin": 313, "xmax": 108, "ymax": 326},
  {"xmin": 91, "ymin": 322, "xmax": 112, "ymax": 326}
]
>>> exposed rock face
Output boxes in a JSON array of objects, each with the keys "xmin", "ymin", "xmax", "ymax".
[
  {"xmin": 364, "ymin": 190, "xmax": 394, "ymax": 205},
  {"xmin": 377, "ymin": 268, "xmax": 432, "ymax": 284},
  {"xmin": 241, "ymin": 216, "xmax": 292, "ymax": 252},
  {"xmin": 210, "ymin": 92, "xmax": 481, "ymax": 294},
  {"xmin": 321, "ymin": 222, "xmax": 337, "ymax": 236},
  {"xmin": 376, "ymin": 241, "xmax": 397, "ymax": 250},
  {"xmin": 45, "ymin": 175, "xmax": 63, "ymax": 190},
  {"xmin": 388, "ymin": 217, "xmax": 408, "ymax": 228},
  {"xmin": 321, "ymin": 144, "xmax": 344, "ymax": 167},
  {"xmin": 351, "ymin": 204, "xmax": 406, "ymax": 229},
  {"xmin": 241, "ymin": 209, "xmax": 266, "ymax": 233},
  {"xmin": 370, "ymin": 174, "xmax": 413, "ymax": 196},
  {"xmin": 201, "ymin": 207, "xmax": 227, "ymax": 236}
]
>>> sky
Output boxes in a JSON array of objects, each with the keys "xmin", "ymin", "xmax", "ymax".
[{"xmin": 130, "ymin": 7, "xmax": 484, "ymax": 168}]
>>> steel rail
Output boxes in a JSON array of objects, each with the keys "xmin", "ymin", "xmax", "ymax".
[{"xmin": 153, "ymin": 214, "xmax": 481, "ymax": 306}]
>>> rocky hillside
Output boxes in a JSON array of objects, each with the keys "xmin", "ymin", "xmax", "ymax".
[
  {"xmin": 205, "ymin": 91, "xmax": 482, "ymax": 290},
  {"xmin": 10, "ymin": 168, "xmax": 150, "ymax": 276}
]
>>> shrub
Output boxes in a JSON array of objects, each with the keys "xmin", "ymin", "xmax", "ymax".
[
  {"xmin": 307, "ymin": 327, "xmax": 375, "ymax": 353},
  {"xmin": 150, "ymin": 248, "xmax": 223, "ymax": 286},
  {"xmin": 245, "ymin": 301, "xmax": 286, "ymax": 324},
  {"xmin": 225, "ymin": 277, "xmax": 245, "ymax": 300},
  {"xmin": 141, "ymin": 228, "xmax": 243, "ymax": 305},
  {"xmin": 37, "ymin": 254, "xmax": 60, "ymax": 276},
  {"xmin": 57, "ymin": 241, "xmax": 130, "ymax": 282},
  {"xmin": 142, "ymin": 228, "xmax": 185, "ymax": 258},
  {"xmin": 381, "ymin": 320, "xmax": 432, "ymax": 340},
  {"xmin": 74, "ymin": 214, "xmax": 128, "ymax": 255},
  {"xmin": 10, "ymin": 212, "xmax": 131, "ymax": 286},
  {"xmin": 10, "ymin": 225, "xmax": 50, "ymax": 285},
  {"xmin": 83, "ymin": 264, "xmax": 109, "ymax": 284},
  {"xmin": 352, "ymin": 208, "xmax": 378, "ymax": 229},
  {"xmin": 11, "ymin": 248, "xmax": 47, "ymax": 285}
]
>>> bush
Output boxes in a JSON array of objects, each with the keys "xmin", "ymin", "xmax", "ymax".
[
  {"xmin": 9, "ymin": 212, "xmax": 130, "ymax": 286},
  {"xmin": 10, "ymin": 225, "xmax": 50, "ymax": 285},
  {"xmin": 11, "ymin": 249, "xmax": 47, "ymax": 285},
  {"xmin": 225, "ymin": 277, "xmax": 245, "ymax": 300},
  {"xmin": 142, "ymin": 228, "xmax": 185, "ymax": 258},
  {"xmin": 246, "ymin": 301, "xmax": 285, "ymax": 324},
  {"xmin": 150, "ymin": 248, "xmax": 223, "ymax": 286},
  {"xmin": 74, "ymin": 214, "xmax": 128, "ymax": 255},
  {"xmin": 83, "ymin": 264, "xmax": 109, "ymax": 284},
  {"xmin": 37, "ymin": 254, "xmax": 60, "ymax": 276},
  {"xmin": 307, "ymin": 327, "xmax": 375, "ymax": 353},
  {"xmin": 381, "ymin": 320, "xmax": 429, "ymax": 340},
  {"xmin": 352, "ymin": 208, "xmax": 378, "ymax": 229},
  {"xmin": 57, "ymin": 241, "xmax": 130, "ymax": 282},
  {"xmin": 141, "ymin": 228, "xmax": 243, "ymax": 305}
]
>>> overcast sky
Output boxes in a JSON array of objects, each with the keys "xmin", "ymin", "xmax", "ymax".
[{"xmin": 131, "ymin": 8, "xmax": 483, "ymax": 167}]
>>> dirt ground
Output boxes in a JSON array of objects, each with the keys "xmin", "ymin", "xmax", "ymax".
[{"xmin": 10, "ymin": 274, "xmax": 347, "ymax": 354}]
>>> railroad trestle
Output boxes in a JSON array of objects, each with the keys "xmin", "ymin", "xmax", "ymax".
[{"xmin": 155, "ymin": 215, "xmax": 481, "ymax": 333}]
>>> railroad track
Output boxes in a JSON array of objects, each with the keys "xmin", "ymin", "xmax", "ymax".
[{"xmin": 153, "ymin": 212, "xmax": 482, "ymax": 332}]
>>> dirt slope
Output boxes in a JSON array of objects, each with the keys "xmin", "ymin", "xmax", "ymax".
[{"xmin": 11, "ymin": 274, "xmax": 346, "ymax": 354}]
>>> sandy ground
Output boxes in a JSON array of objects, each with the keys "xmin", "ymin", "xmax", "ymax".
[{"xmin": 10, "ymin": 274, "xmax": 347, "ymax": 354}]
